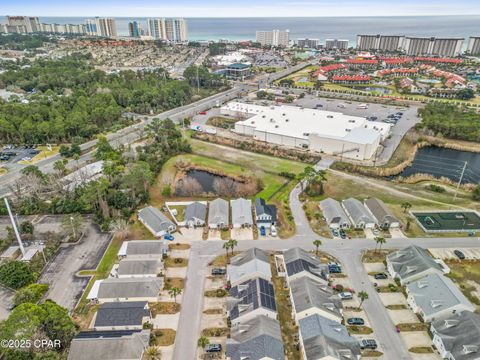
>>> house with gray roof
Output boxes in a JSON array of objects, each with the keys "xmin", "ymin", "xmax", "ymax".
[
  {"xmin": 208, "ymin": 198, "xmax": 229, "ymax": 229},
  {"xmin": 118, "ymin": 240, "xmax": 167, "ymax": 259},
  {"xmin": 116, "ymin": 259, "xmax": 163, "ymax": 278},
  {"xmin": 299, "ymin": 314, "xmax": 361, "ymax": 360},
  {"xmin": 228, "ymin": 248, "xmax": 272, "ymax": 286},
  {"xmin": 92, "ymin": 301, "xmax": 151, "ymax": 331},
  {"xmin": 319, "ymin": 198, "xmax": 351, "ymax": 229},
  {"xmin": 228, "ymin": 277, "xmax": 277, "ymax": 326},
  {"xmin": 255, "ymin": 198, "xmax": 277, "ymax": 227},
  {"xmin": 138, "ymin": 206, "xmax": 176, "ymax": 237},
  {"xmin": 184, "ymin": 201, "xmax": 207, "ymax": 228},
  {"xmin": 406, "ymin": 273, "xmax": 474, "ymax": 322},
  {"xmin": 290, "ymin": 276, "xmax": 343, "ymax": 323},
  {"xmin": 341, "ymin": 197, "xmax": 376, "ymax": 229},
  {"xmin": 231, "ymin": 198, "xmax": 253, "ymax": 228},
  {"xmin": 431, "ymin": 311, "xmax": 480, "ymax": 360},
  {"xmin": 68, "ymin": 329, "xmax": 150, "ymax": 360},
  {"xmin": 364, "ymin": 197, "xmax": 400, "ymax": 229},
  {"xmin": 387, "ymin": 245, "xmax": 447, "ymax": 285},
  {"xmin": 283, "ymin": 247, "xmax": 329, "ymax": 285},
  {"xmin": 226, "ymin": 315, "xmax": 285, "ymax": 360},
  {"xmin": 87, "ymin": 278, "xmax": 163, "ymax": 303}
]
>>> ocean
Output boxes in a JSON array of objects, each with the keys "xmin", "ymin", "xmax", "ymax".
[{"xmin": 1, "ymin": 15, "xmax": 479, "ymax": 44}]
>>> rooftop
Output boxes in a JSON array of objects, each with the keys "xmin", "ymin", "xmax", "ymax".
[
  {"xmin": 387, "ymin": 245, "xmax": 444, "ymax": 280},
  {"xmin": 225, "ymin": 102, "xmax": 389, "ymax": 143},
  {"xmin": 117, "ymin": 259, "xmax": 162, "ymax": 276},
  {"xmin": 228, "ymin": 277, "xmax": 277, "ymax": 320},
  {"xmin": 93, "ymin": 301, "xmax": 150, "ymax": 328},
  {"xmin": 88, "ymin": 278, "xmax": 163, "ymax": 300}
]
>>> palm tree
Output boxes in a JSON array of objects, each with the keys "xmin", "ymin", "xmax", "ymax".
[
  {"xmin": 313, "ymin": 239, "xmax": 322, "ymax": 255},
  {"xmin": 109, "ymin": 218, "xmax": 130, "ymax": 240},
  {"xmin": 223, "ymin": 241, "xmax": 231, "ymax": 259},
  {"xmin": 374, "ymin": 236, "xmax": 386, "ymax": 253},
  {"xmin": 401, "ymin": 202, "xmax": 412, "ymax": 213},
  {"xmin": 144, "ymin": 346, "xmax": 161, "ymax": 360},
  {"xmin": 229, "ymin": 239, "xmax": 238, "ymax": 255},
  {"xmin": 358, "ymin": 291, "xmax": 369, "ymax": 308},
  {"xmin": 197, "ymin": 336, "xmax": 210, "ymax": 353},
  {"xmin": 168, "ymin": 287, "xmax": 182, "ymax": 303}
]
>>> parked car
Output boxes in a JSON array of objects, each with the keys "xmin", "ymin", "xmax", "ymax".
[
  {"xmin": 199, "ymin": 111, "xmax": 207, "ymax": 115},
  {"xmin": 332, "ymin": 229, "xmax": 339, "ymax": 237},
  {"xmin": 347, "ymin": 317, "xmax": 365, "ymax": 326},
  {"xmin": 205, "ymin": 344, "xmax": 222, "ymax": 353},
  {"xmin": 328, "ymin": 263, "xmax": 342, "ymax": 273},
  {"xmin": 374, "ymin": 273, "xmax": 388, "ymax": 280},
  {"xmin": 270, "ymin": 226, "xmax": 277, "ymax": 237},
  {"xmin": 339, "ymin": 229, "xmax": 347, "ymax": 239},
  {"xmin": 211, "ymin": 268, "xmax": 226, "ymax": 276},
  {"xmin": 316, "ymin": 104, "xmax": 323, "ymax": 108},
  {"xmin": 454, "ymin": 249, "xmax": 465, "ymax": 260},
  {"xmin": 372, "ymin": 229, "xmax": 380, "ymax": 236},
  {"xmin": 164, "ymin": 234, "xmax": 175, "ymax": 241},
  {"xmin": 338, "ymin": 292, "xmax": 353, "ymax": 300},
  {"xmin": 259, "ymin": 226, "xmax": 266, "ymax": 236},
  {"xmin": 360, "ymin": 339, "xmax": 377, "ymax": 350},
  {"xmin": 21, "ymin": 157, "xmax": 31, "ymax": 161}
]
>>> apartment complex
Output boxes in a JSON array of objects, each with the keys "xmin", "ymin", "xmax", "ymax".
[
  {"xmin": 325, "ymin": 39, "xmax": 349, "ymax": 50},
  {"xmin": 467, "ymin": 36, "xmax": 480, "ymax": 55},
  {"xmin": 5, "ymin": 16, "xmax": 40, "ymax": 33},
  {"xmin": 256, "ymin": 29, "xmax": 290, "ymax": 47},
  {"xmin": 147, "ymin": 18, "xmax": 188, "ymax": 42},
  {"xmin": 357, "ymin": 34, "xmax": 404, "ymax": 52},
  {"xmin": 128, "ymin": 21, "xmax": 141, "ymax": 38},
  {"xmin": 297, "ymin": 38, "xmax": 319, "ymax": 48},
  {"xmin": 404, "ymin": 37, "xmax": 464, "ymax": 56},
  {"xmin": 92, "ymin": 17, "xmax": 117, "ymax": 37}
]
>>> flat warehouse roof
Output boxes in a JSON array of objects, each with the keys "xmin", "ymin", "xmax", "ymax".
[
  {"xmin": 225, "ymin": 102, "xmax": 390, "ymax": 141},
  {"xmin": 413, "ymin": 211, "xmax": 480, "ymax": 232}
]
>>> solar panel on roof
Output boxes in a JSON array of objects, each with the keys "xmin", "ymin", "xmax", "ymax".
[{"xmin": 75, "ymin": 330, "xmax": 141, "ymax": 339}]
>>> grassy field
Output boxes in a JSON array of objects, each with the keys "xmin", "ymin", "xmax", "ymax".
[
  {"xmin": 152, "ymin": 329, "xmax": 176, "ymax": 346},
  {"xmin": 148, "ymin": 140, "xmax": 308, "ymax": 238},
  {"xmin": 446, "ymin": 260, "xmax": 480, "ymax": 306},
  {"xmin": 18, "ymin": 145, "xmax": 60, "ymax": 165}
]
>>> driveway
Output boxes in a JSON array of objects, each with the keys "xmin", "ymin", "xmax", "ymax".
[
  {"xmin": 400, "ymin": 331, "xmax": 433, "ymax": 349},
  {"xmin": 387, "ymin": 309, "xmax": 420, "ymax": 324},
  {"xmin": 379, "ymin": 293, "xmax": 408, "ymax": 307},
  {"xmin": 231, "ymin": 228, "xmax": 254, "ymax": 240},
  {"xmin": 390, "ymin": 228, "xmax": 407, "ymax": 239},
  {"xmin": 38, "ymin": 222, "xmax": 111, "ymax": 311}
]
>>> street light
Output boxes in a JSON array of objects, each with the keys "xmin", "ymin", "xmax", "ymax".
[{"xmin": 70, "ymin": 216, "xmax": 76, "ymax": 239}]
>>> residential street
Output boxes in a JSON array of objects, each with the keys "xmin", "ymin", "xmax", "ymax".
[{"xmin": 171, "ymin": 180, "xmax": 480, "ymax": 360}]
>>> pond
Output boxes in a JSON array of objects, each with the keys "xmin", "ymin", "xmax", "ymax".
[
  {"xmin": 397, "ymin": 146, "xmax": 480, "ymax": 184},
  {"xmin": 175, "ymin": 169, "xmax": 244, "ymax": 196}
]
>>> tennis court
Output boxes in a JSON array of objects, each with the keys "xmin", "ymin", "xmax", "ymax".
[{"xmin": 413, "ymin": 211, "xmax": 480, "ymax": 233}]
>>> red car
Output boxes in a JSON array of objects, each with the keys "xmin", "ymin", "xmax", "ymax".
[{"xmin": 199, "ymin": 111, "xmax": 207, "ymax": 115}]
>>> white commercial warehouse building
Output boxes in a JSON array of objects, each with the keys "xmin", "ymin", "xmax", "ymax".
[{"xmin": 222, "ymin": 102, "xmax": 390, "ymax": 160}]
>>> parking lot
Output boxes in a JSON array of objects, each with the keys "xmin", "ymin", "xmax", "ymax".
[
  {"xmin": 429, "ymin": 247, "xmax": 480, "ymax": 260},
  {"xmin": 38, "ymin": 222, "xmax": 111, "ymax": 311},
  {"xmin": 0, "ymin": 145, "xmax": 40, "ymax": 163}
]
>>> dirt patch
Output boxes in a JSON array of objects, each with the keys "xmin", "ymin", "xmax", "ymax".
[
  {"xmin": 203, "ymin": 308, "xmax": 223, "ymax": 315},
  {"xmin": 149, "ymin": 302, "xmax": 181, "ymax": 316},
  {"xmin": 152, "ymin": 329, "xmax": 176, "ymax": 346},
  {"xmin": 168, "ymin": 243, "xmax": 191, "ymax": 250},
  {"xmin": 362, "ymin": 250, "xmax": 393, "ymax": 263},
  {"xmin": 164, "ymin": 257, "xmax": 188, "ymax": 267},
  {"xmin": 201, "ymin": 327, "xmax": 229, "ymax": 337},
  {"xmin": 204, "ymin": 288, "xmax": 228, "ymax": 298},
  {"xmin": 164, "ymin": 277, "xmax": 185, "ymax": 290}
]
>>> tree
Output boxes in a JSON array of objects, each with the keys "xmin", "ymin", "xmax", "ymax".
[
  {"xmin": 144, "ymin": 346, "xmax": 162, "ymax": 360},
  {"xmin": 401, "ymin": 202, "xmax": 412, "ymax": 213},
  {"xmin": 13, "ymin": 283, "xmax": 48, "ymax": 306},
  {"xmin": 374, "ymin": 236, "xmax": 386, "ymax": 253},
  {"xmin": 473, "ymin": 185, "xmax": 480, "ymax": 201},
  {"xmin": 301, "ymin": 166, "xmax": 327, "ymax": 196},
  {"xmin": 20, "ymin": 165, "xmax": 44, "ymax": 181},
  {"xmin": 223, "ymin": 241, "xmax": 231, "ymax": 259},
  {"xmin": 229, "ymin": 239, "xmax": 238, "ymax": 255},
  {"xmin": 168, "ymin": 287, "xmax": 182, "ymax": 303},
  {"xmin": 314, "ymin": 80, "xmax": 324, "ymax": 90},
  {"xmin": 53, "ymin": 159, "xmax": 68, "ymax": 175},
  {"xmin": 61, "ymin": 213, "xmax": 84, "ymax": 240},
  {"xmin": 109, "ymin": 218, "xmax": 129, "ymax": 240},
  {"xmin": 457, "ymin": 88, "xmax": 475, "ymax": 100},
  {"xmin": 0, "ymin": 261, "xmax": 36, "ymax": 289},
  {"xmin": 358, "ymin": 291, "xmax": 369, "ymax": 308},
  {"xmin": 256, "ymin": 90, "xmax": 267, "ymax": 99},
  {"xmin": 19, "ymin": 220, "xmax": 34, "ymax": 235},
  {"xmin": 197, "ymin": 336, "xmax": 210, "ymax": 353},
  {"xmin": 313, "ymin": 239, "xmax": 322, "ymax": 255}
]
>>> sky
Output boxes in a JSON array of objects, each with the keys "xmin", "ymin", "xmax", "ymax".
[{"xmin": 2, "ymin": 0, "xmax": 480, "ymax": 17}]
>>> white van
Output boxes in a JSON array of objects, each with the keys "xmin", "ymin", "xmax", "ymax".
[{"xmin": 357, "ymin": 103, "xmax": 368, "ymax": 109}]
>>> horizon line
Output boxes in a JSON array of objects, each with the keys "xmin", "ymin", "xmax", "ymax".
[{"xmin": 2, "ymin": 14, "xmax": 480, "ymax": 18}]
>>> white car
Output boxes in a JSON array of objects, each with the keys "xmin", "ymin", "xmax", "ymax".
[
  {"xmin": 338, "ymin": 291, "xmax": 353, "ymax": 300},
  {"xmin": 270, "ymin": 226, "xmax": 277, "ymax": 237},
  {"xmin": 21, "ymin": 157, "xmax": 31, "ymax": 161}
]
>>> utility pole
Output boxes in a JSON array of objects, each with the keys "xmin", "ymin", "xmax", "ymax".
[
  {"xmin": 453, "ymin": 161, "xmax": 467, "ymax": 202},
  {"xmin": 4, "ymin": 198, "xmax": 25, "ymax": 256}
]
